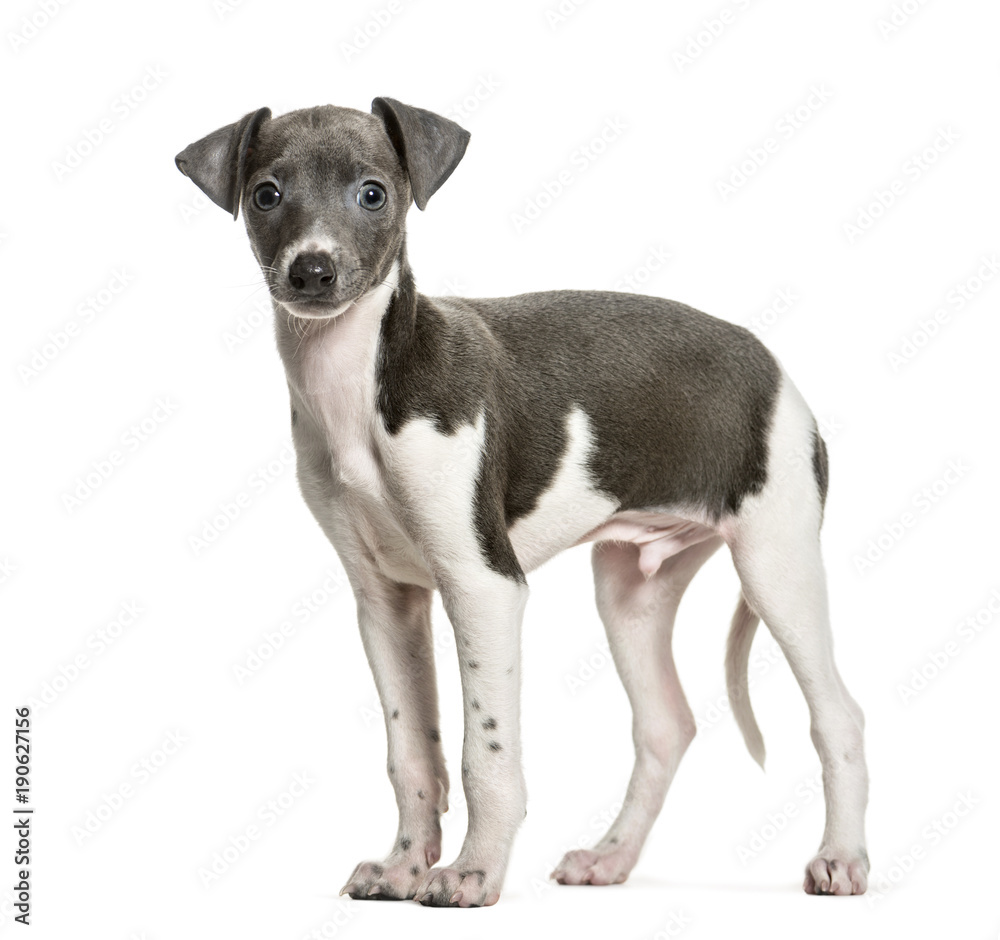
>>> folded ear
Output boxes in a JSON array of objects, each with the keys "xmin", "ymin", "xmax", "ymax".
[
  {"xmin": 371, "ymin": 97, "xmax": 470, "ymax": 211},
  {"xmin": 175, "ymin": 107, "xmax": 271, "ymax": 219}
]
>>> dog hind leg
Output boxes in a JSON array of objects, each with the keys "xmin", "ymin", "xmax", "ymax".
[
  {"xmin": 552, "ymin": 535, "xmax": 722, "ymax": 885},
  {"xmin": 724, "ymin": 374, "xmax": 869, "ymax": 895}
]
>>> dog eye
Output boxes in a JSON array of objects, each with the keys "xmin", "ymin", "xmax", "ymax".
[
  {"xmin": 357, "ymin": 182, "xmax": 387, "ymax": 211},
  {"xmin": 253, "ymin": 182, "xmax": 281, "ymax": 211}
]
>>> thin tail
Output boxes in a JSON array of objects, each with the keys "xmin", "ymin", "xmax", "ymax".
[{"xmin": 726, "ymin": 593, "xmax": 766, "ymax": 769}]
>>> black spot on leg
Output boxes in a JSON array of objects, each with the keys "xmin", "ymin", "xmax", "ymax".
[
  {"xmin": 460, "ymin": 869, "xmax": 486, "ymax": 886},
  {"xmin": 483, "ymin": 717, "xmax": 497, "ymax": 730},
  {"xmin": 462, "ymin": 764, "xmax": 471, "ymax": 776},
  {"xmin": 472, "ymin": 699, "xmax": 481, "ymax": 711},
  {"xmin": 291, "ymin": 409, "xmax": 298, "ymax": 426},
  {"xmin": 506, "ymin": 666, "xmax": 513, "ymax": 675},
  {"xmin": 468, "ymin": 660, "xmax": 479, "ymax": 669},
  {"xmin": 392, "ymin": 709, "xmax": 399, "ymax": 719},
  {"xmin": 609, "ymin": 837, "xmax": 619, "ymax": 845},
  {"xmin": 417, "ymin": 789, "xmax": 425, "ymax": 800},
  {"xmin": 371, "ymin": 863, "xmax": 384, "ymax": 877},
  {"xmin": 488, "ymin": 741, "xmax": 502, "ymax": 752},
  {"xmin": 829, "ymin": 860, "xmax": 839, "ymax": 871},
  {"xmin": 388, "ymin": 764, "xmax": 395, "ymax": 775},
  {"xmin": 428, "ymin": 728, "xmax": 440, "ymax": 743},
  {"xmin": 400, "ymin": 837, "xmax": 412, "ymax": 851},
  {"xmin": 411, "ymin": 865, "xmax": 420, "ymax": 876}
]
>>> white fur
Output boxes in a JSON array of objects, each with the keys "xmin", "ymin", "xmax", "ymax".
[{"xmin": 507, "ymin": 406, "xmax": 618, "ymax": 571}]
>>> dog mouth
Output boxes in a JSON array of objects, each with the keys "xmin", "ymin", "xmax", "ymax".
[
  {"xmin": 271, "ymin": 274, "xmax": 372, "ymax": 320},
  {"xmin": 279, "ymin": 296, "xmax": 357, "ymax": 320},
  {"xmin": 268, "ymin": 266, "xmax": 372, "ymax": 321}
]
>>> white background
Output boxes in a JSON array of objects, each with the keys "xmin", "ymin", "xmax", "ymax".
[{"xmin": 2, "ymin": 0, "xmax": 998, "ymax": 937}]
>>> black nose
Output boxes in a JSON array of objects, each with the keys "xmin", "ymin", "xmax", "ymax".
[{"xmin": 288, "ymin": 252, "xmax": 336, "ymax": 296}]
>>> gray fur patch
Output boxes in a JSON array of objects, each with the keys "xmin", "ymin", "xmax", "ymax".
[
  {"xmin": 812, "ymin": 427, "xmax": 829, "ymax": 508},
  {"xmin": 376, "ymin": 273, "xmax": 781, "ymax": 580}
]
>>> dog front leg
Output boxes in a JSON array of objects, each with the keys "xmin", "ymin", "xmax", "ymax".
[
  {"xmin": 415, "ymin": 570, "xmax": 529, "ymax": 908},
  {"xmin": 339, "ymin": 575, "xmax": 449, "ymax": 900}
]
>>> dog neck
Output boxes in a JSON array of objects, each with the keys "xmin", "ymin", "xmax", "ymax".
[
  {"xmin": 271, "ymin": 255, "xmax": 420, "ymax": 465},
  {"xmin": 273, "ymin": 257, "xmax": 398, "ymax": 375}
]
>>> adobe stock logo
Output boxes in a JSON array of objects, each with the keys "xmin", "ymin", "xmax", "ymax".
[
  {"xmin": 7, "ymin": 0, "xmax": 71, "ymax": 53},
  {"xmin": 61, "ymin": 399, "xmax": 179, "ymax": 513},
  {"xmin": 886, "ymin": 254, "xmax": 999, "ymax": 371},
  {"xmin": 896, "ymin": 588, "xmax": 1000, "ymax": 705},
  {"xmin": 51, "ymin": 66, "xmax": 168, "ymax": 181},
  {"xmin": 852, "ymin": 460, "xmax": 969, "ymax": 575},
  {"xmin": 511, "ymin": 118, "xmax": 627, "ymax": 234},
  {"xmin": 18, "ymin": 269, "xmax": 133, "ymax": 383},
  {"xmin": 842, "ymin": 127, "xmax": 959, "ymax": 244},
  {"xmin": 672, "ymin": 0, "xmax": 756, "ymax": 72},
  {"xmin": 340, "ymin": 0, "xmax": 404, "ymax": 63},
  {"xmin": 716, "ymin": 85, "xmax": 833, "ymax": 200}
]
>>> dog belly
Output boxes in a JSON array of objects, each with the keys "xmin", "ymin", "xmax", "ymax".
[
  {"xmin": 577, "ymin": 511, "xmax": 717, "ymax": 576},
  {"xmin": 510, "ymin": 498, "xmax": 716, "ymax": 578}
]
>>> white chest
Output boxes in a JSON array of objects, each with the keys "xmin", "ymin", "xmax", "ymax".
[
  {"xmin": 292, "ymin": 314, "xmax": 383, "ymax": 493},
  {"xmin": 281, "ymin": 265, "xmax": 401, "ymax": 489},
  {"xmin": 279, "ymin": 266, "xmax": 434, "ymax": 585}
]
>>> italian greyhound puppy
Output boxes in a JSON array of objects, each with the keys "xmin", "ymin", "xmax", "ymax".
[{"xmin": 175, "ymin": 98, "xmax": 869, "ymax": 906}]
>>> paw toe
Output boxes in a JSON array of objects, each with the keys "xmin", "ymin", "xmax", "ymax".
[
  {"xmin": 340, "ymin": 858, "xmax": 424, "ymax": 901},
  {"xmin": 804, "ymin": 852, "xmax": 868, "ymax": 896},
  {"xmin": 551, "ymin": 846, "xmax": 633, "ymax": 886},
  {"xmin": 415, "ymin": 865, "xmax": 497, "ymax": 907}
]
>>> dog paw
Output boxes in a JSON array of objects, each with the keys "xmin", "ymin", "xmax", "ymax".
[
  {"xmin": 339, "ymin": 858, "xmax": 428, "ymax": 901},
  {"xmin": 803, "ymin": 849, "xmax": 869, "ymax": 895},
  {"xmin": 414, "ymin": 863, "xmax": 502, "ymax": 907},
  {"xmin": 550, "ymin": 845, "xmax": 636, "ymax": 886}
]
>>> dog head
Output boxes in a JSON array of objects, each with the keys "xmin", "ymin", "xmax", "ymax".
[{"xmin": 175, "ymin": 98, "xmax": 470, "ymax": 319}]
